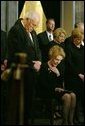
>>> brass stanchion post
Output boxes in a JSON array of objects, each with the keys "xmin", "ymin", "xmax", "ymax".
[{"xmin": 13, "ymin": 53, "xmax": 28, "ymax": 125}]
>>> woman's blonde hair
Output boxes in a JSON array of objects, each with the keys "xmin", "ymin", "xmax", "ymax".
[
  {"xmin": 48, "ymin": 45, "xmax": 65, "ymax": 59},
  {"xmin": 72, "ymin": 28, "xmax": 83, "ymax": 39},
  {"xmin": 53, "ymin": 28, "xmax": 67, "ymax": 39}
]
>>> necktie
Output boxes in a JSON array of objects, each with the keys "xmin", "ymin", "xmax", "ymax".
[
  {"xmin": 28, "ymin": 32, "xmax": 34, "ymax": 44},
  {"xmin": 49, "ymin": 35, "xmax": 52, "ymax": 41}
]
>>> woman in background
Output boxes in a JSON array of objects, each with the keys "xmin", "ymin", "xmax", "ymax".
[{"xmin": 65, "ymin": 28, "xmax": 84, "ymax": 124}]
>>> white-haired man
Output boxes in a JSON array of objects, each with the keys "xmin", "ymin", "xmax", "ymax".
[{"xmin": 7, "ymin": 11, "xmax": 42, "ymax": 124}]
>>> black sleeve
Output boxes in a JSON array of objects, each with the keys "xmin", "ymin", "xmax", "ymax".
[
  {"xmin": 1, "ymin": 30, "xmax": 7, "ymax": 62},
  {"xmin": 65, "ymin": 44, "xmax": 80, "ymax": 75}
]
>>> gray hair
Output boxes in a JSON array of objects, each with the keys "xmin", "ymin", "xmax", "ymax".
[{"xmin": 25, "ymin": 10, "xmax": 40, "ymax": 24}]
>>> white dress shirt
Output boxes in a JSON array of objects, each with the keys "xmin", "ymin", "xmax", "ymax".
[{"xmin": 46, "ymin": 31, "xmax": 53, "ymax": 41}]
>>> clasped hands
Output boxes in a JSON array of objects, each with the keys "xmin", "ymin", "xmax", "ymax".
[
  {"xmin": 48, "ymin": 65, "xmax": 60, "ymax": 77},
  {"xmin": 32, "ymin": 61, "xmax": 41, "ymax": 72}
]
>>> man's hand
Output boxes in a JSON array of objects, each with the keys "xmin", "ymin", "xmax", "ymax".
[
  {"xmin": 78, "ymin": 73, "xmax": 84, "ymax": 82},
  {"xmin": 32, "ymin": 61, "xmax": 41, "ymax": 72}
]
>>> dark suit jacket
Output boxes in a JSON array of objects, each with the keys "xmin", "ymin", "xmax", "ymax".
[
  {"xmin": 7, "ymin": 19, "xmax": 42, "ymax": 123},
  {"xmin": 7, "ymin": 19, "xmax": 41, "ymax": 68},
  {"xmin": 37, "ymin": 31, "xmax": 50, "ymax": 62},
  {"xmin": 1, "ymin": 30, "xmax": 7, "ymax": 62}
]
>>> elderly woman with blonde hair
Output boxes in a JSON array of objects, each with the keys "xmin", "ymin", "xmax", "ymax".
[
  {"xmin": 46, "ymin": 27, "xmax": 67, "ymax": 61},
  {"xmin": 46, "ymin": 27, "xmax": 67, "ymax": 99},
  {"xmin": 53, "ymin": 28, "xmax": 67, "ymax": 44},
  {"xmin": 38, "ymin": 45, "xmax": 76, "ymax": 125},
  {"xmin": 65, "ymin": 28, "xmax": 84, "ymax": 124}
]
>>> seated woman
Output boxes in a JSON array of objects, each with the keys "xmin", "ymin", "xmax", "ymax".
[
  {"xmin": 46, "ymin": 28, "xmax": 67, "ymax": 90},
  {"xmin": 38, "ymin": 45, "xmax": 76, "ymax": 125}
]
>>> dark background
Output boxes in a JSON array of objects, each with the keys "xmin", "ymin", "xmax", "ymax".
[{"xmin": 18, "ymin": 1, "xmax": 60, "ymax": 29}]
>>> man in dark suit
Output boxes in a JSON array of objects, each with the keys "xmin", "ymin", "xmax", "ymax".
[
  {"xmin": 37, "ymin": 18, "xmax": 55, "ymax": 62},
  {"xmin": 7, "ymin": 11, "xmax": 42, "ymax": 124}
]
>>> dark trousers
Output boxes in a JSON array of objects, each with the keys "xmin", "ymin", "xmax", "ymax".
[{"xmin": 23, "ymin": 68, "xmax": 39, "ymax": 124}]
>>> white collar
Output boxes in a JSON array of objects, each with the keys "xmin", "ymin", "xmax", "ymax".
[
  {"xmin": 46, "ymin": 31, "xmax": 53, "ymax": 41},
  {"xmin": 21, "ymin": 20, "xmax": 25, "ymax": 27}
]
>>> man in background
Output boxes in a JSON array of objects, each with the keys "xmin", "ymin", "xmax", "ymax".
[{"xmin": 37, "ymin": 18, "xmax": 55, "ymax": 62}]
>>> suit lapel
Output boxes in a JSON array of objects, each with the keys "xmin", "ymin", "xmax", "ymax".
[
  {"xmin": 18, "ymin": 19, "xmax": 36, "ymax": 48},
  {"xmin": 43, "ymin": 31, "xmax": 50, "ymax": 45}
]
